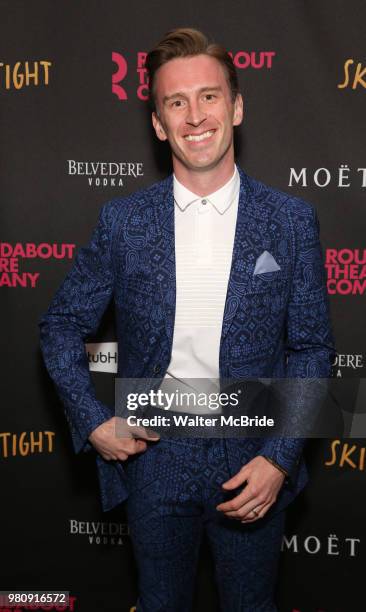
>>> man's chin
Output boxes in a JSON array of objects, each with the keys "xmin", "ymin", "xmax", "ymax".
[{"xmin": 176, "ymin": 154, "xmax": 225, "ymax": 173}]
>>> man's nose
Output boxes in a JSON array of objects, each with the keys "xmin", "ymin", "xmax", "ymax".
[{"xmin": 185, "ymin": 100, "xmax": 206, "ymax": 126}]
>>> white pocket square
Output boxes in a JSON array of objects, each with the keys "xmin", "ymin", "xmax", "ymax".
[{"xmin": 253, "ymin": 251, "xmax": 281, "ymax": 275}]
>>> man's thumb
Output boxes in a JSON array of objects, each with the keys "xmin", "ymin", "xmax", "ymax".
[{"xmin": 132, "ymin": 425, "xmax": 160, "ymax": 441}]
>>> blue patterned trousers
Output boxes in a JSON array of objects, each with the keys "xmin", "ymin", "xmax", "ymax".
[{"xmin": 124, "ymin": 437, "xmax": 285, "ymax": 611}]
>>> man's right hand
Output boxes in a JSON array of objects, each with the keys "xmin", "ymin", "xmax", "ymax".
[{"xmin": 88, "ymin": 416, "xmax": 160, "ymax": 461}]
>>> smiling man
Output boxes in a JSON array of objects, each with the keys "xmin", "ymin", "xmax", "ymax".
[
  {"xmin": 39, "ymin": 28, "xmax": 334, "ymax": 612},
  {"xmin": 151, "ymin": 53, "xmax": 242, "ymax": 192}
]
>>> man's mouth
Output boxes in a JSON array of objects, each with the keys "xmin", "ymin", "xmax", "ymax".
[{"xmin": 183, "ymin": 129, "xmax": 216, "ymax": 142}]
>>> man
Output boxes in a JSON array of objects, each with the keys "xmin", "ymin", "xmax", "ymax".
[{"xmin": 39, "ymin": 28, "xmax": 334, "ymax": 612}]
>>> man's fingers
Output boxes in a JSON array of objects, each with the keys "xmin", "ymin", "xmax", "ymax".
[
  {"xmin": 116, "ymin": 451, "xmax": 129, "ymax": 461},
  {"xmin": 238, "ymin": 499, "xmax": 268, "ymax": 520},
  {"xmin": 114, "ymin": 418, "xmax": 160, "ymax": 441},
  {"xmin": 130, "ymin": 425, "xmax": 160, "ymax": 441},
  {"xmin": 116, "ymin": 422, "xmax": 160, "ymax": 441},
  {"xmin": 221, "ymin": 467, "xmax": 248, "ymax": 491},
  {"xmin": 241, "ymin": 501, "xmax": 273, "ymax": 523},
  {"xmin": 92, "ymin": 418, "xmax": 160, "ymax": 461},
  {"xmin": 101, "ymin": 452, "xmax": 118, "ymax": 461},
  {"xmin": 104, "ymin": 440, "xmax": 147, "ymax": 461},
  {"xmin": 237, "ymin": 502, "xmax": 266, "ymax": 522},
  {"xmin": 216, "ymin": 487, "xmax": 256, "ymax": 514},
  {"xmin": 100, "ymin": 438, "xmax": 148, "ymax": 459},
  {"xmin": 119, "ymin": 438, "xmax": 148, "ymax": 455},
  {"xmin": 220, "ymin": 498, "xmax": 262, "ymax": 518},
  {"xmin": 134, "ymin": 439, "xmax": 148, "ymax": 452}
]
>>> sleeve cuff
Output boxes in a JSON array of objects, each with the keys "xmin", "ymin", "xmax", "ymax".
[{"xmin": 260, "ymin": 455, "xmax": 289, "ymax": 477}]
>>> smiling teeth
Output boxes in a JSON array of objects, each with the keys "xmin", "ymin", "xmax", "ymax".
[{"xmin": 184, "ymin": 130, "xmax": 215, "ymax": 142}]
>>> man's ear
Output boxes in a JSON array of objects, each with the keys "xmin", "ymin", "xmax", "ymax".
[
  {"xmin": 232, "ymin": 93, "xmax": 244, "ymax": 127},
  {"xmin": 152, "ymin": 111, "xmax": 168, "ymax": 141}
]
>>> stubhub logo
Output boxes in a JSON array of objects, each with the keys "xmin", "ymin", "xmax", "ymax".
[{"xmin": 86, "ymin": 342, "xmax": 118, "ymax": 373}]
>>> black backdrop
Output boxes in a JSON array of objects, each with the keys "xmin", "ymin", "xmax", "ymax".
[{"xmin": 1, "ymin": 1, "xmax": 366, "ymax": 611}]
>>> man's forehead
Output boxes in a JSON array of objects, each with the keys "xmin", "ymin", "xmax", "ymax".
[
  {"xmin": 163, "ymin": 85, "xmax": 223, "ymax": 101},
  {"xmin": 155, "ymin": 55, "xmax": 228, "ymax": 95}
]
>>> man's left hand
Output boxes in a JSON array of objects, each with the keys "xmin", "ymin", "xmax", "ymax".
[{"xmin": 216, "ymin": 456, "xmax": 286, "ymax": 522}]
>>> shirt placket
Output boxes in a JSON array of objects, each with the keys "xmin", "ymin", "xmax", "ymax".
[{"xmin": 196, "ymin": 198, "xmax": 213, "ymax": 267}]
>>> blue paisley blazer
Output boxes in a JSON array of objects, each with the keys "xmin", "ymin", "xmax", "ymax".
[{"xmin": 39, "ymin": 167, "xmax": 335, "ymax": 512}]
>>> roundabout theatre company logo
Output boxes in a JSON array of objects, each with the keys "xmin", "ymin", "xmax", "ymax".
[
  {"xmin": 325, "ymin": 248, "xmax": 366, "ymax": 295},
  {"xmin": 0, "ymin": 242, "xmax": 75, "ymax": 288},
  {"xmin": 111, "ymin": 49, "xmax": 276, "ymax": 102}
]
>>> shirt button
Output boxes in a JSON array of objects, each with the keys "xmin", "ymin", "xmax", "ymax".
[
  {"xmin": 153, "ymin": 364, "xmax": 161, "ymax": 374},
  {"xmin": 201, "ymin": 199, "xmax": 207, "ymax": 205}
]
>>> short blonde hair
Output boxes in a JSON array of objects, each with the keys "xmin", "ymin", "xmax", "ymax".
[{"xmin": 146, "ymin": 27, "xmax": 239, "ymax": 111}]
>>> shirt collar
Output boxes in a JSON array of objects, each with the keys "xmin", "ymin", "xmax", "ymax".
[{"xmin": 173, "ymin": 165, "xmax": 240, "ymax": 215}]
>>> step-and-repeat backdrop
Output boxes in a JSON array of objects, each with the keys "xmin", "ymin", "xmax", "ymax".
[{"xmin": 1, "ymin": 1, "xmax": 365, "ymax": 611}]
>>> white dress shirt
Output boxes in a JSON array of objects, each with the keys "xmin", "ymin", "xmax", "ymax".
[{"xmin": 160, "ymin": 165, "xmax": 240, "ymax": 413}]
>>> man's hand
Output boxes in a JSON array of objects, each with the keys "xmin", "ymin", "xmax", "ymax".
[
  {"xmin": 88, "ymin": 416, "xmax": 160, "ymax": 461},
  {"xmin": 216, "ymin": 455, "xmax": 286, "ymax": 522}
]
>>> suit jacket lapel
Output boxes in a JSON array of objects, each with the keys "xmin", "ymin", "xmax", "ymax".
[
  {"xmin": 221, "ymin": 167, "xmax": 268, "ymax": 339},
  {"xmin": 151, "ymin": 175, "xmax": 176, "ymax": 344}
]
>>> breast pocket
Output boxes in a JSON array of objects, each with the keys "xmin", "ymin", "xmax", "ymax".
[
  {"xmin": 248, "ymin": 269, "xmax": 290, "ymax": 295},
  {"xmin": 243, "ymin": 269, "xmax": 291, "ymax": 325}
]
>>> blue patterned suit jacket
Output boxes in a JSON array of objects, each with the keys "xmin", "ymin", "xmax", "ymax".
[{"xmin": 39, "ymin": 166, "xmax": 335, "ymax": 512}]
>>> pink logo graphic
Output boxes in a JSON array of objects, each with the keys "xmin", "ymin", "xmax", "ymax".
[
  {"xmin": 110, "ymin": 49, "xmax": 274, "ymax": 103},
  {"xmin": 112, "ymin": 52, "xmax": 128, "ymax": 100},
  {"xmin": 229, "ymin": 51, "xmax": 276, "ymax": 69},
  {"xmin": 326, "ymin": 248, "xmax": 366, "ymax": 295},
  {"xmin": 0, "ymin": 242, "xmax": 76, "ymax": 288}
]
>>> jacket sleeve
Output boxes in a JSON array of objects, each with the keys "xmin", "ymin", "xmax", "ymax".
[
  {"xmin": 259, "ymin": 202, "xmax": 336, "ymax": 483},
  {"xmin": 38, "ymin": 202, "xmax": 116, "ymax": 453}
]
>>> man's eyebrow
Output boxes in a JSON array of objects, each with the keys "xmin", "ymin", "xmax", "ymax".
[{"xmin": 162, "ymin": 86, "xmax": 223, "ymax": 104}]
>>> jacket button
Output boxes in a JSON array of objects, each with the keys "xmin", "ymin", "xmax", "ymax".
[{"xmin": 153, "ymin": 364, "xmax": 161, "ymax": 374}]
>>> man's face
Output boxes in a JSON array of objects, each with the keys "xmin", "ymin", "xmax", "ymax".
[{"xmin": 151, "ymin": 54, "xmax": 243, "ymax": 173}]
